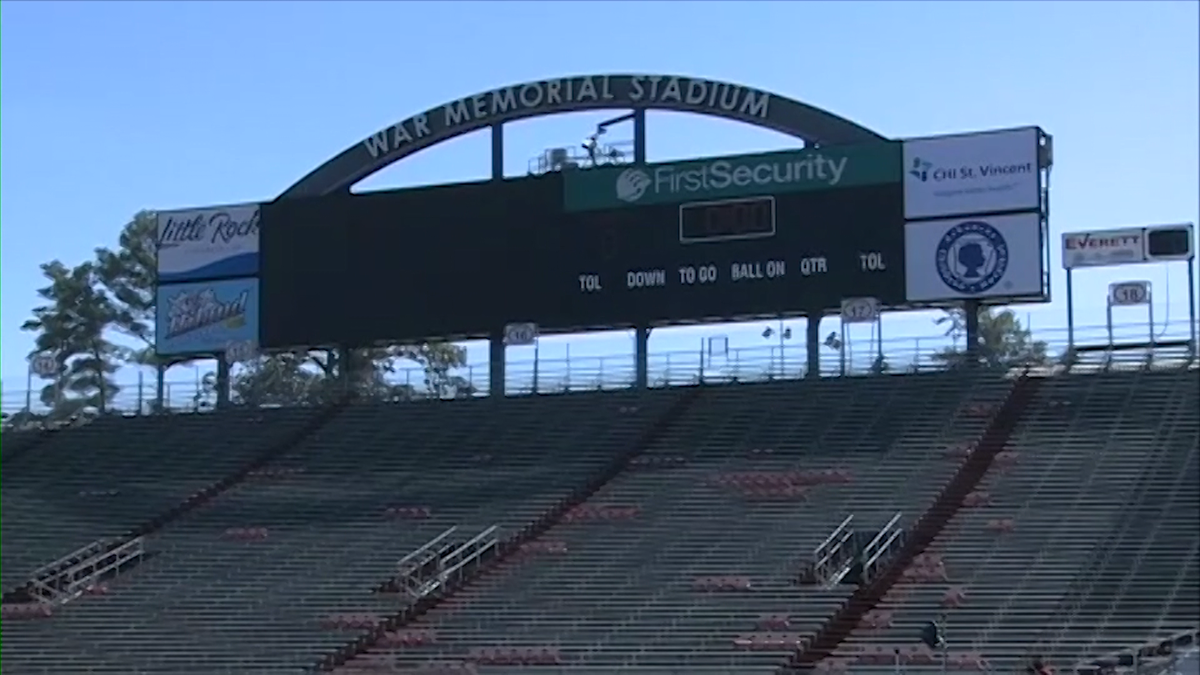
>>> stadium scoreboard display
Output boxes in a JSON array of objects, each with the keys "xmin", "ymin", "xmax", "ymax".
[
  {"xmin": 153, "ymin": 71, "xmax": 1054, "ymax": 365},
  {"xmin": 564, "ymin": 183, "xmax": 905, "ymax": 326},
  {"xmin": 259, "ymin": 150, "xmax": 908, "ymax": 350}
]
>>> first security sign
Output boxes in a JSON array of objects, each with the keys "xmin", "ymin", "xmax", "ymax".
[{"xmin": 902, "ymin": 127, "xmax": 1042, "ymax": 220}]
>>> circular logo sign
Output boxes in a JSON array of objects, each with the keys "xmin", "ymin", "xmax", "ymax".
[
  {"xmin": 29, "ymin": 354, "xmax": 58, "ymax": 378},
  {"xmin": 615, "ymin": 168, "xmax": 652, "ymax": 203},
  {"xmin": 935, "ymin": 220, "xmax": 1009, "ymax": 295}
]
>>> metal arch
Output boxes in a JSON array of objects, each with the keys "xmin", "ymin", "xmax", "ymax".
[{"xmin": 276, "ymin": 74, "xmax": 888, "ymax": 200}]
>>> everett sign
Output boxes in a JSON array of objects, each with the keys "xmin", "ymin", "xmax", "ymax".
[
  {"xmin": 563, "ymin": 143, "xmax": 901, "ymax": 212},
  {"xmin": 1061, "ymin": 228, "xmax": 1146, "ymax": 269}
]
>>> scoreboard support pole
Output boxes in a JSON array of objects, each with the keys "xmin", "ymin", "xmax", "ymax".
[
  {"xmin": 215, "ymin": 359, "xmax": 231, "ymax": 409},
  {"xmin": 635, "ymin": 326, "xmax": 650, "ymax": 389},
  {"xmin": 632, "ymin": 113, "xmax": 650, "ymax": 390},
  {"xmin": 633, "ymin": 110, "xmax": 646, "ymax": 164},
  {"xmin": 489, "ymin": 124, "xmax": 507, "ymax": 398},
  {"xmin": 490, "ymin": 122, "xmax": 504, "ymax": 179},
  {"xmin": 965, "ymin": 300, "xmax": 981, "ymax": 366},
  {"xmin": 806, "ymin": 312, "xmax": 822, "ymax": 379},
  {"xmin": 489, "ymin": 329, "xmax": 506, "ymax": 398}
]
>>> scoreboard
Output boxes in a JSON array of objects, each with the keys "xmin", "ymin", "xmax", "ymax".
[
  {"xmin": 548, "ymin": 184, "xmax": 904, "ymax": 329},
  {"xmin": 258, "ymin": 173, "xmax": 906, "ymax": 349}
]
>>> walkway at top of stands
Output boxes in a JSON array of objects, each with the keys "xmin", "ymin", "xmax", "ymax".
[{"xmin": 2, "ymin": 318, "xmax": 1196, "ymax": 420}]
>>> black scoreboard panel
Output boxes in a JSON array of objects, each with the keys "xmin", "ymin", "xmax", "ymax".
[
  {"xmin": 259, "ymin": 175, "xmax": 906, "ymax": 349},
  {"xmin": 547, "ymin": 185, "xmax": 906, "ymax": 329},
  {"xmin": 259, "ymin": 178, "xmax": 549, "ymax": 348}
]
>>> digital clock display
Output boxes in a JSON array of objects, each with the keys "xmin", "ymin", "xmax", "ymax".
[
  {"xmin": 678, "ymin": 196, "xmax": 777, "ymax": 244},
  {"xmin": 1146, "ymin": 227, "xmax": 1193, "ymax": 258}
]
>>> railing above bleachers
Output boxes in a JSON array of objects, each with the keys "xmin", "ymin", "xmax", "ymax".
[{"xmin": 1, "ymin": 319, "xmax": 1195, "ymax": 422}]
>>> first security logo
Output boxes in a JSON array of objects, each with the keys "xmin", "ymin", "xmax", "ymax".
[
  {"xmin": 935, "ymin": 220, "xmax": 1009, "ymax": 295},
  {"xmin": 615, "ymin": 168, "xmax": 652, "ymax": 203}
]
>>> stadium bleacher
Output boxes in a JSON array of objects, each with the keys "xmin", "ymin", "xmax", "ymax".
[
  {"xmin": 0, "ymin": 364, "xmax": 1196, "ymax": 675},
  {"xmin": 826, "ymin": 368, "xmax": 1200, "ymax": 674},
  {"xmin": 364, "ymin": 371, "xmax": 1013, "ymax": 674},
  {"xmin": 1, "ymin": 407, "xmax": 327, "ymax": 592}
]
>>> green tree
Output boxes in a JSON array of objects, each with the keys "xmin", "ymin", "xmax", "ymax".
[
  {"xmin": 384, "ymin": 343, "xmax": 475, "ymax": 398},
  {"xmin": 21, "ymin": 261, "xmax": 122, "ymax": 416},
  {"xmin": 81, "ymin": 208, "xmax": 477, "ymax": 409},
  {"xmin": 94, "ymin": 211, "xmax": 164, "ymax": 404},
  {"xmin": 230, "ymin": 353, "xmax": 327, "ymax": 407},
  {"xmin": 94, "ymin": 211, "xmax": 158, "ymax": 358},
  {"xmin": 228, "ymin": 343, "xmax": 474, "ymax": 406},
  {"xmin": 934, "ymin": 306, "xmax": 1049, "ymax": 369}
]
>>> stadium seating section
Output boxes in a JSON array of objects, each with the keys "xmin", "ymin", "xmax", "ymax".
[{"xmin": 1, "ymin": 366, "xmax": 1196, "ymax": 675}]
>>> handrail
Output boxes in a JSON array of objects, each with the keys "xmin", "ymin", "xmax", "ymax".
[
  {"xmin": 438, "ymin": 528, "xmax": 500, "ymax": 584},
  {"xmin": 29, "ymin": 539, "xmax": 112, "ymax": 580},
  {"xmin": 396, "ymin": 525, "xmax": 500, "ymax": 600},
  {"xmin": 27, "ymin": 537, "xmax": 144, "ymax": 606},
  {"xmin": 862, "ymin": 512, "xmax": 903, "ymax": 556},
  {"xmin": 860, "ymin": 512, "xmax": 904, "ymax": 583},
  {"xmin": 443, "ymin": 525, "xmax": 498, "ymax": 564},
  {"xmin": 814, "ymin": 515, "xmax": 853, "ymax": 559},
  {"xmin": 813, "ymin": 526, "xmax": 855, "ymax": 573},
  {"xmin": 395, "ymin": 526, "xmax": 458, "ymax": 571}
]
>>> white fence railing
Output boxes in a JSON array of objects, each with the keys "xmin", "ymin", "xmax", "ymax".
[{"xmin": 2, "ymin": 319, "xmax": 1195, "ymax": 417}]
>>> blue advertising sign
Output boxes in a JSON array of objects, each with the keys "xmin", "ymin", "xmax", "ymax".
[{"xmin": 155, "ymin": 278, "xmax": 260, "ymax": 356}]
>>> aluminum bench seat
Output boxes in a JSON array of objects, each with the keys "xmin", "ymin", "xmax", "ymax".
[
  {"xmin": 830, "ymin": 369, "xmax": 1198, "ymax": 675},
  {"xmin": 0, "ymin": 392, "xmax": 675, "ymax": 674},
  {"xmin": 374, "ymin": 373, "xmax": 1010, "ymax": 675}
]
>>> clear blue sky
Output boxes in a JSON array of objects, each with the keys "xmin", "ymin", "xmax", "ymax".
[{"xmin": 1, "ymin": 1, "xmax": 1197, "ymax": 398}]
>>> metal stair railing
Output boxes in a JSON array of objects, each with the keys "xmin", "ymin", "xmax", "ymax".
[
  {"xmin": 860, "ymin": 511, "xmax": 905, "ymax": 585},
  {"xmin": 812, "ymin": 515, "xmax": 855, "ymax": 588},
  {"xmin": 23, "ymin": 537, "xmax": 145, "ymax": 607}
]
